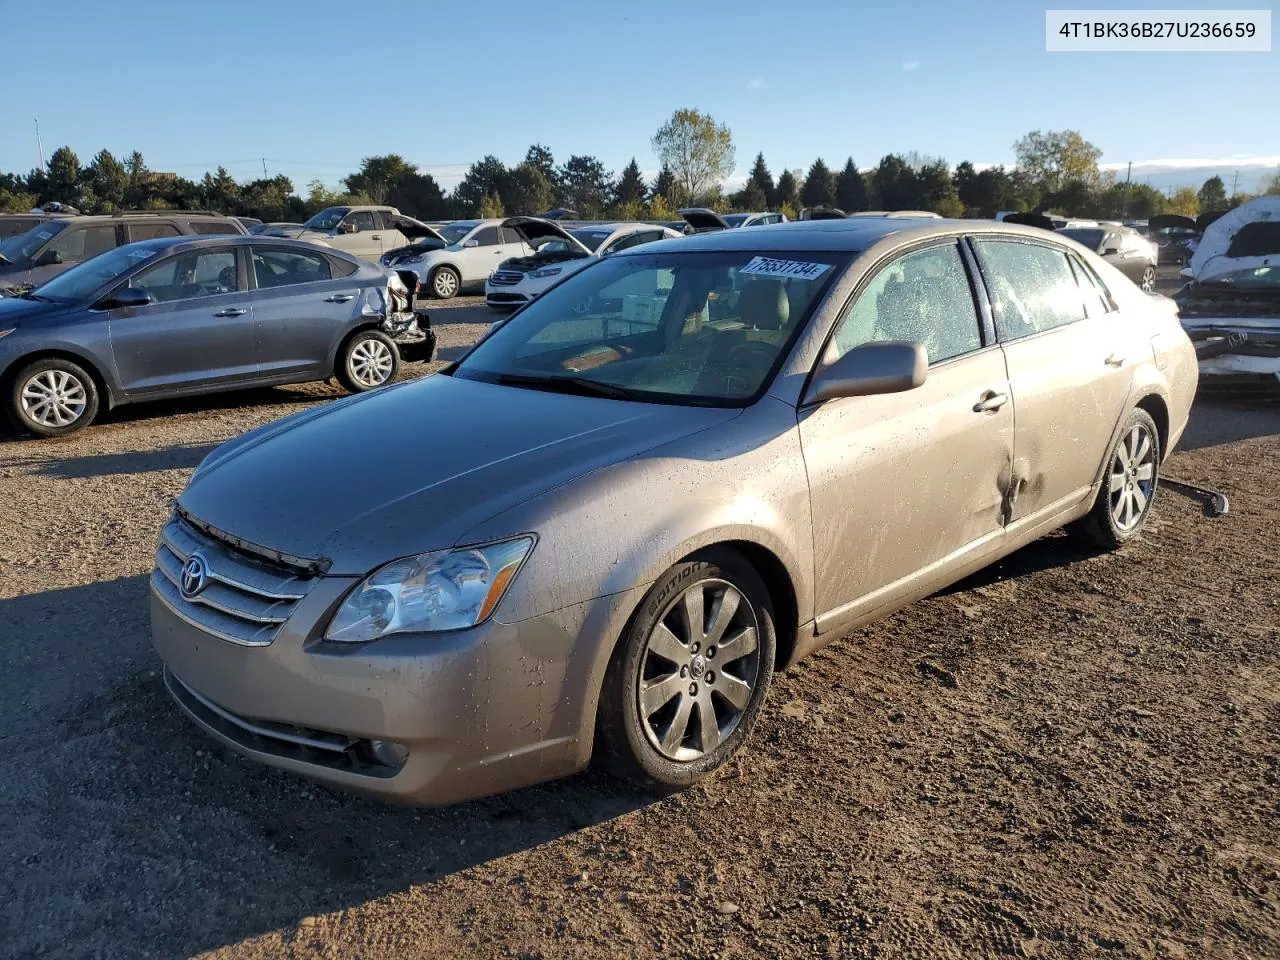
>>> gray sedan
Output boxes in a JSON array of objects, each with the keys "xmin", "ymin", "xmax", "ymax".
[
  {"xmin": 151, "ymin": 219, "xmax": 1197, "ymax": 805},
  {"xmin": 0, "ymin": 235, "xmax": 432, "ymax": 437}
]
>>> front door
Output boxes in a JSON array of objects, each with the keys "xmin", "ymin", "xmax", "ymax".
[
  {"xmin": 971, "ymin": 237, "xmax": 1140, "ymax": 526},
  {"xmin": 457, "ymin": 225, "xmax": 509, "ymax": 285},
  {"xmin": 800, "ymin": 240, "xmax": 1014, "ymax": 627},
  {"xmin": 107, "ymin": 246, "xmax": 257, "ymax": 395},
  {"xmin": 250, "ymin": 245, "xmax": 360, "ymax": 380},
  {"xmin": 328, "ymin": 210, "xmax": 382, "ymax": 262}
]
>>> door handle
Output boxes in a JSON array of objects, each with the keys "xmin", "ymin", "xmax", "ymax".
[
  {"xmin": 973, "ymin": 390, "xmax": 1009, "ymax": 413},
  {"xmin": 323, "ymin": 294, "xmax": 355, "ymax": 303},
  {"xmin": 1105, "ymin": 353, "xmax": 1126, "ymax": 367},
  {"xmin": 370, "ymin": 234, "xmax": 381, "ymax": 240},
  {"xmin": 213, "ymin": 307, "xmax": 247, "ymax": 317}
]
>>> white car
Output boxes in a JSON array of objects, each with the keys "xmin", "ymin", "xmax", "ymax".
[
  {"xmin": 291, "ymin": 205, "xmax": 440, "ymax": 264},
  {"xmin": 485, "ymin": 219, "xmax": 684, "ymax": 312},
  {"xmin": 381, "ymin": 219, "xmax": 534, "ymax": 299}
]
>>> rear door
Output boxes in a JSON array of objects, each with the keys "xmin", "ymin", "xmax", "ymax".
[
  {"xmin": 971, "ymin": 236, "xmax": 1142, "ymax": 526},
  {"xmin": 107, "ymin": 245, "xmax": 256, "ymax": 395},
  {"xmin": 250, "ymin": 245, "xmax": 361, "ymax": 380}
]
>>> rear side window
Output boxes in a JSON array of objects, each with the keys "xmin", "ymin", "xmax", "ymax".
[
  {"xmin": 191, "ymin": 220, "xmax": 240, "ymax": 235},
  {"xmin": 128, "ymin": 222, "xmax": 182, "ymax": 242},
  {"xmin": 830, "ymin": 241, "xmax": 982, "ymax": 365},
  {"xmin": 609, "ymin": 231, "xmax": 666, "ymax": 253},
  {"xmin": 1069, "ymin": 255, "xmax": 1114, "ymax": 319},
  {"xmin": 329, "ymin": 255, "xmax": 358, "ymax": 278},
  {"xmin": 973, "ymin": 239, "xmax": 1086, "ymax": 339},
  {"xmin": 252, "ymin": 248, "xmax": 332, "ymax": 288},
  {"xmin": 48, "ymin": 225, "xmax": 118, "ymax": 262},
  {"xmin": 500, "ymin": 226, "xmax": 525, "ymax": 245}
]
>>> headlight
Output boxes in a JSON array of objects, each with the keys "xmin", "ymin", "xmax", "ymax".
[
  {"xmin": 530, "ymin": 267, "xmax": 562, "ymax": 279},
  {"xmin": 405, "ymin": 253, "xmax": 426, "ymax": 264},
  {"xmin": 0, "ymin": 328, "xmax": 14, "ymax": 339},
  {"xmin": 325, "ymin": 537, "xmax": 535, "ymax": 642}
]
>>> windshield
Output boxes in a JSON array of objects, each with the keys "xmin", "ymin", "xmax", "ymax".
[
  {"xmin": 454, "ymin": 249, "xmax": 849, "ymax": 406},
  {"xmin": 303, "ymin": 207, "xmax": 350, "ymax": 231},
  {"xmin": 570, "ymin": 229, "xmax": 612, "ymax": 252},
  {"xmin": 31, "ymin": 244, "xmax": 162, "ymax": 302},
  {"xmin": 0, "ymin": 221, "xmax": 67, "ymax": 263},
  {"xmin": 1201, "ymin": 266, "xmax": 1280, "ymax": 289},
  {"xmin": 722, "ymin": 214, "xmax": 750, "ymax": 227},
  {"xmin": 440, "ymin": 222, "xmax": 477, "ymax": 245},
  {"xmin": 1058, "ymin": 228, "xmax": 1105, "ymax": 250}
]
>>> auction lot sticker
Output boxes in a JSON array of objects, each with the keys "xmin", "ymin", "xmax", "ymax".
[
  {"xmin": 1046, "ymin": 9, "xmax": 1271, "ymax": 51},
  {"xmin": 739, "ymin": 257, "xmax": 833, "ymax": 281}
]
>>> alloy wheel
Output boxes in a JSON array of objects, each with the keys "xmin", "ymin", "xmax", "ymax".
[
  {"xmin": 434, "ymin": 270, "xmax": 457, "ymax": 297},
  {"xmin": 1108, "ymin": 423, "xmax": 1156, "ymax": 531},
  {"xmin": 638, "ymin": 578, "xmax": 760, "ymax": 761},
  {"xmin": 349, "ymin": 338, "xmax": 394, "ymax": 388},
  {"xmin": 1141, "ymin": 266, "xmax": 1156, "ymax": 293},
  {"xmin": 21, "ymin": 370, "xmax": 88, "ymax": 427}
]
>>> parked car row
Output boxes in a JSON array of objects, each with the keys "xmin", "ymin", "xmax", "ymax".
[{"xmin": 145, "ymin": 215, "xmax": 1198, "ymax": 806}]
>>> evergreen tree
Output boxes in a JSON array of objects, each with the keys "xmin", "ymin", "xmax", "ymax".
[
  {"xmin": 834, "ymin": 158, "xmax": 867, "ymax": 213},
  {"xmin": 774, "ymin": 169, "xmax": 800, "ymax": 210},
  {"xmin": 801, "ymin": 159, "xmax": 836, "ymax": 208},
  {"xmin": 614, "ymin": 158, "xmax": 647, "ymax": 207},
  {"xmin": 650, "ymin": 165, "xmax": 678, "ymax": 204},
  {"xmin": 744, "ymin": 153, "xmax": 774, "ymax": 205}
]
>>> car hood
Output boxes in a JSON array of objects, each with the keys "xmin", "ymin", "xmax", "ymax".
[
  {"xmin": 0, "ymin": 295, "xmax": 66, "ymax": 322},
  {"xmin": 679, "ymin": 207, "xmax": 730, "ymax": 232},
  {"xmin": 389, "ymin": 215, "xmax": 446, "ymax": 244},
  {"xmin": 1188, "ymin": 196, "xmax": 1280, "ymax": 283},
  {"xmin": 500, "ymin": 216, "xmax": 593, "ymax": 255},
  {"xmin": 179, "ymin": 373, "xmax": 739, "ymax": 574}
]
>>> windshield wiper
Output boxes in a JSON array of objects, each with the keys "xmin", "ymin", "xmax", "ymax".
[
  {"xmin": 18, "ymin": 292, "xmax": 56, "ymax": 302},
  {"xmin": 495, "ymin": 372, "xmax": 634, "ymax": 399}
]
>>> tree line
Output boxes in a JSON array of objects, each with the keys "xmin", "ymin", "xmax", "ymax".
[{"xmin": 2, "ymin": 110, "xmax": 1276, "ymax": 226}]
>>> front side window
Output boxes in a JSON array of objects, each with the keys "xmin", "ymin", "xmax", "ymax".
[
  {"xmin": 973, "ymin": 239, "xmax": 1086, "ymax": 339},
  {"xmin": 830, "ymin": 242, "xmax": 982, "ymax": 365},
  {"xmin": 304, "ymin": 207, "xmax": 349, "ymax": 231},
  {"xmin": 1, "ymin": 222, "xmax": 67, "ymax": 263},
  {"xmin": 128, "ymin": 222, "xmax": 182, "ymax": 242},
  {"xmin": 48, "ymin": 225, "xmax": 118, "ymax": 263},
  {"xmin": 252, "ymin": 248, "xmax": 332, "ymax": 288},
  {"xmin": 29, "ymin": 243, "xmax": 161, "ymax": 302},
  {"xmin": 344, "ymin": 211, "xmax": 376, "ymax": 233},
  {"xmin": 191, "ymin": 220, "xmax": 240, "ymax": 235},
  {"xmin": 471, "ymin": 226, "xmax": 500, "ymax": 246},
  {"xmin": 439, "ymin": 222, "xmax": 477, "ymax": 245},
  {"xmin": 127, "ymin": 249, "xmax": 240, "ymax": 303},
  {"xmin": 454, "ymin": 250, "xmax": 848, "ymax": 405}
]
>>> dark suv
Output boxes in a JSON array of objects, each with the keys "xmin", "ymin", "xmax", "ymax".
[{"xmin": 0, "ymin": 211, "xmax": 246, "ymax": 294}]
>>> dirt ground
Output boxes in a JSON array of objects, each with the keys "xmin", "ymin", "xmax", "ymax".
[{"xmin": 1, "ymin": 297, "xmax": 1277, "ymax": 960}]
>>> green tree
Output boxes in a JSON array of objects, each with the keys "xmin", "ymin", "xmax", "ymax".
[
  {"xmin": 915, "ymin": 159, "xmax": 957, "ymax": 212},
  {"xmin": 1262, "ymin": 169, "xmax": 1280, "ymax": 196},
  {"xmin": 454, "ymin": 155, "xmax": 508, "ymax": 215},
  {"xmin": 200, "ymin": 166, "xmax": 241, "ymax": 213},
  {"xmin": 524, "ymin": 144, "xmax": 556, "ymax": 182},
  {"xmin": 774, "ymin": 168, "xmax": 800, "ymax": 211},
  {"xmin": 1197, "ymin": 175, "xmax": 1228, "ymax": 212},
  {"xmin": 82, "ymin": 149, "xmax": 128, "ymax": 213},
  {"xmin": 834, "ymin": 158, "xmax": 867, "ymax": 213},
  {"xmin": 501, "ymin": 162, "xmax": 553, "ymax": 215},
  {"xmin": 344, "ymin": 155, "xmax": 415, "ymax": 205},
  {"xmin": 649, "ymin": 165, "xmax": 678, "ymax": 205},
  {"xmin": 744, "ymin": 152, "xmax": 774, "ymax": 205},
  {"xmin": 734, "ymin": 183, "xmax": 768, "ymax": 212},
  {"xmin": 0, "ymin": 187, "xmax": 38, "ymax": 213},
  {"xmin": 43, "ymin": 146, "xmax": 82, "ymax": 206},
  {"xmin": 479, "ymin": 193, "xmax": 505, "ymax": 218},
  {"xmin": 1167, "ymin": 187, "xmax": 1200, "ymax": 217},
  {"xmin": 871, "ymin": 154, "xmax": 918, "ymax": 209},
  {"xmin": 556, "ymin": 155, "xmax": 614, "ymax": 219},
  {"xmin": 954, "ymin": 162, "xmax": 1019, "ymax": 217},
  {"xmin": 241, "ymin": 175, "xmax": 297, "ymax": 221},
  {"xmin": 123, "ymin": 151, "xmax": 152, "ymax": 208},
  {"xmin": 800, "ymin": 159, "xmax": 837, "ymax": 208},
  {"xmin": 614, "ymin": 158, "xmax": 647, "ymax": 207},
  {"xmin": 651, "ymin": 108, "xmax": 735, "ymax": 205},
  {"xmin": 1013, "ymin": 129, "xmax": 1103, "ymax": 193}
]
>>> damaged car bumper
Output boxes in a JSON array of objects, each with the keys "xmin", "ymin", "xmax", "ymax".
[
  {"xmin": 1181, "ymin": 318, "xmax": 1280, "ymax": 394},
  {"xmin": 380, "ymin": 269, "xmax": 436, "ymax": 362}
]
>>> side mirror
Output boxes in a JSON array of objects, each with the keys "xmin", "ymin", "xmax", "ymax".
[
  {"xmin": 98, "ymin": 287, "xmax": 154, "ymax": 310},
  {"xmin": 1102, "ymin": 247, "xmax": 1119, "ymax": 256},
  {"xmin": 805, "ymin": 341, "xmax": 927, "ymax": 405},
  {"xmin": 36, "ymin": 249, "xmax": 63, "ymax": 267},
  {"xmin": 338, "ymin": 222, "xmax": 357, "ymax": 234},
  {"xmin": 463, "ymin": 239, "xmax": 479, "ymax": 248}
]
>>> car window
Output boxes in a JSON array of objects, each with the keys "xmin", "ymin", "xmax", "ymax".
[
  {"xmin": 191, "ymin": 220, "xmax": 240, "ymax": 235},
  {"xmin": 472, "ymin": 226, "xmax": 500, "ymax": 246},
  {"xmin": 344, "ymin": 211, "xmax": 376, "ymax": 233},
  {"xmin": 48, "ymin": 225, "xmax": 118, "ymax": 262},
  {"xmin": 1069, "ymin": 254, "xmax": 1114, "ymax": 318},
  {"xmin": 128, "ymin": 222, "xmax": 182, "ymax": 242},
  {"xmin": 609, "ymin": 231, "xmax": 665, "ymax": 254},
  {"xmin": 830, "ymin": 242, "xmax": 982, "ymax": 365},
  {"xmin": 500, "ymin": 227, "xmax": 526, "ymax": 245},
  {"xmin": 252, "ymin": 247, "xmax": 332, "ymax": 288},
  {"xmin": 973, "ymin": 239, "xmax": 1087, "ymax": 340},
  {"xmin": 127, "ymin": 249, "xmax": 240, "ymax": 303}
]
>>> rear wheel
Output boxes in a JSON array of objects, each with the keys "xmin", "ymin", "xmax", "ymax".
[
  {"xmin": 336, "ymin": 329, "xmax": 399, "ymax": 393},
  {"xmin": 429, "ymin": 266, "xmax": 460, "ymax": 300},
  {"xmin": 6, "ymin": 357, "xmax": 100, "ymax": 437},
  {"xmin": 596, "ymin": 549, "xmax": 776, "ymax": 793},
  {"xmin": 1073, "ymin": 408, "xmax": 1160, "ymax": 549},
  {"xmin": 1139, "ymin": 264, "xmax": 1156, "ymax": 293}
]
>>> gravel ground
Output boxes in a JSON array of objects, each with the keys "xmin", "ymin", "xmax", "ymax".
[{"xmin": 1, "ymin": 297, "xmax": 1277, "ymax": 960}]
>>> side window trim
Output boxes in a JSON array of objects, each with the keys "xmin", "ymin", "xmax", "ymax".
[
  {"xmin": 249, "ymin": 244, "xmax": 334, "ymax": 290},
  {"xmin": 121, "ymin": 246, "xmax": 241, "ymax": 304},
  {"xmin": 1068, "ymin": 252, "xmax": 1117, "ymax": 313}
]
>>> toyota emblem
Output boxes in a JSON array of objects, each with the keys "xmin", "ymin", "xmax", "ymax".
[{"xmin": 180, "ymin": 554, "xmax": 209, "ymax": 599}]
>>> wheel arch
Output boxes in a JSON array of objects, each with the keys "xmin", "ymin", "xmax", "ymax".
[
  {"xmin": 0, "ymin": 347, "xmax": 117, "ymax": 410},
  {"xmin": 1134, "ymin": 392, "xmax": 1170, "ymax": 461},
  {"xmin": 330, "ymin": 321, "xmax": 393, "ymax": 375}
]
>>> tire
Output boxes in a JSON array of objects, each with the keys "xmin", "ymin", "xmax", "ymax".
[
  {"xmin": 596, "ymin": 548, "xmax": 777, "ymax": 793},
  {"xmin": 6, "ymin": 357, "xmax": 100, "ymax": 437},
  {"xmin": 428, "ymin": 265, "xmax": 460, "ymax": 300},
  {"xmin": 1140, "ymin": 265, "xmax": 1156, "ymax": 293},
  {"xmin": 336, "ymin": 329, "xmax": 400, "ymax": 393},
  {"xmin": 1073, "ymin": 408, "xmax": 1161, "ymax": 550}
]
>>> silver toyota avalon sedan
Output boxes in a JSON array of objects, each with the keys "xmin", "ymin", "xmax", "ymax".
[{"xmin": 151, "ymin": 218, "xmax": 1198, "ymax": 805}]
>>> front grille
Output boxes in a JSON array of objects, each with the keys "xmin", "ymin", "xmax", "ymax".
[
  {"xmin": 489, "ymin": 270, "xmax": 524, "ymax": 286},
  {"xmin": 164, "ymin": 669, "xmax": 401, "ymax": 778},
  {"xmin": 152, "ymin": 515, "xmax": 315, "ymax": 646},
  {"xmin": 486, "ymin": 293, "xmax": 528, "ymax": 304}
]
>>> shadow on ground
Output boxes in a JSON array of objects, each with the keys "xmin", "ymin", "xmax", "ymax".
[
  {"xmin": 1, "ymin": 575, "xmax": 653, "ymax": 958},
  {"xmin": 11, "ymin": 442, "xmax": 222, "ymax": 479}
]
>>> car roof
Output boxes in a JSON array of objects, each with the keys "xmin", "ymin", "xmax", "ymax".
[
  {"xmin": 124, "ymin": 234, "xmax": 361, "ymax": 260},
  {"xmin": 612, "ymin": 217, "xmax": 1071, "ymax": 257}
]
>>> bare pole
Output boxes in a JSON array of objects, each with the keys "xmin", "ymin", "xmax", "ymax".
[
  {"xmin": 34, "ymin": 117, "xmax": 45, "ymax": 172},
  {"xmin": 262, "ymin": 158, "xmax": 268, "ymax": 177}
]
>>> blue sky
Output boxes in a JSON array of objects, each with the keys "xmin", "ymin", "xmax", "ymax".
[{"xmin": 2, "ymin": 0, "xmax": 1276, "ymax": 192}]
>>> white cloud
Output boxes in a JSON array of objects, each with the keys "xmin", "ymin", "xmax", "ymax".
[
  {"xmin": 902, "ymin": 59, "xmax": 921, "ymax": 71},
  {"xmin": 747, "ymin": 77, "xmax": 767, "ymax": 90},
  {"xmin": 1101, "ymin": 154, "xmax": 1280, "ymax": 171}
]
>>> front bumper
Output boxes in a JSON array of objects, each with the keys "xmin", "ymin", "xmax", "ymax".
[
  {"xmin": 484, "ymin": 291, "xmax": 530, "ymax": 311},
  {"xmin": 150, "ymin": 570, "xmax": 628, "ymax": 805}
]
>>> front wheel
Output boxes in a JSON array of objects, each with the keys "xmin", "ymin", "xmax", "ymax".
[
  {"xmin": 336, "ymin": 329, "xmax": 400, "ymax": 393},
  {"xmin": 429, "ymin": 266, "xmax": 460, "ymax": 300},
  {"xmin": 1073, "ymin": 408, "xmax": 1161, "ymax": 550},
  {"xmin": 596, "ymin": 549, "xmax": 776, "ymax": 793},
  {"xmin": 1140, "ymin": 264, "xmax": 1156, "ymax": 293},
  {"xmin": 6, "ymin": 357, "xmax": 100, "ymax": 437}
]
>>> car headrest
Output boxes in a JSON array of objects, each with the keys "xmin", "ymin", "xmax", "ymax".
[{"xmin": 738, "ymin": 278, "xmax": 790, "ymax": 331}]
